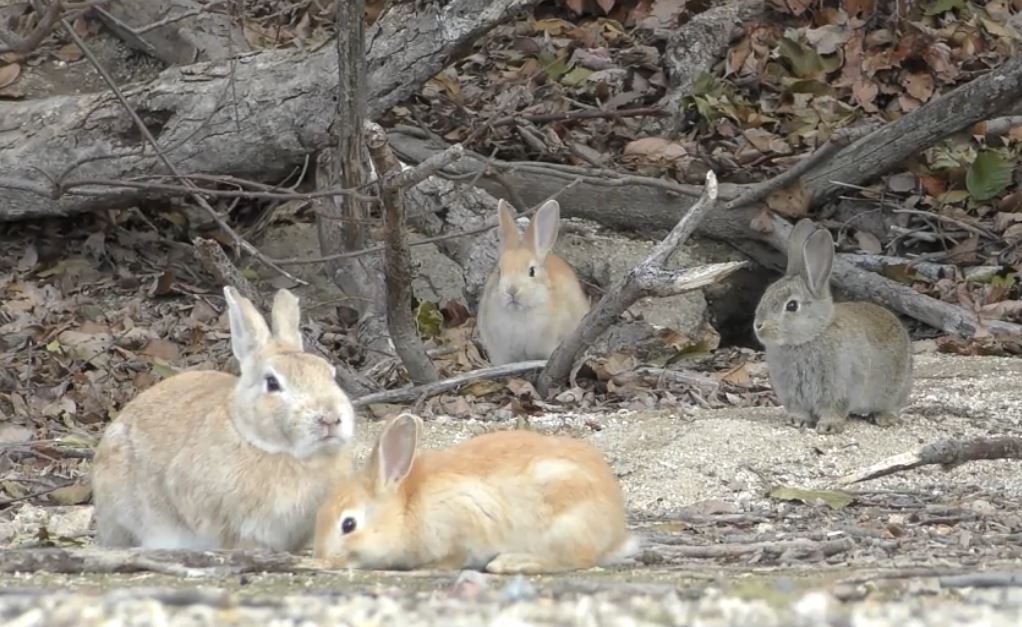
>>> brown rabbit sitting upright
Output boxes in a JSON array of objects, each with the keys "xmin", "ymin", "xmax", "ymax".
[
  {"xmin": 753, "ymin": 219, "xmax": 913, "ymax": 434},
  {"xmin": 92, "ymin": 286, "xmax": 356, "ymax": 551}
]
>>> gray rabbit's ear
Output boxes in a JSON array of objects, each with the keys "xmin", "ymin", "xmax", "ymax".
[
  {"xmin": 802, "ymin": 228, "xmax": 834, "ymax": 298},
  {"xmin": 785, "ymin": 219, "xmax": 817, "ymax": 277}
]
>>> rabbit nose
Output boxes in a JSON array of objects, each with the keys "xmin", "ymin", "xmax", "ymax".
[
  {"xmin": 318, "ymin": 415, "xmax": 341, "ymax": 427},
  {"xmin": 754, "ymin": 321, "xmax": 764, "ymax": 331},
  {"xmin": 506, "ymin": 285, "xmax": 519, "ymax": 298}
]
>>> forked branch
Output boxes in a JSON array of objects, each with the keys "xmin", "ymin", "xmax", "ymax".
[{"xmin": 536, "ymin": 171, "xmax": 744, "ymax": 396}]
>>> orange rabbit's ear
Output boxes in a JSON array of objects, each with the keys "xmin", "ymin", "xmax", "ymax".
[
  {"xmin": 368, "ymin": 413, "xmax": 420, "ymax": 493},
  {"xmin": 496, "ymin": 199, "xmax": 520, "ymax": 249}
]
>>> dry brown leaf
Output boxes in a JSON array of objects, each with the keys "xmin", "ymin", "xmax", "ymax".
[
  {"xmin": 596, "ymin": 0, "xmax": 616, "ymax": 14},
  {"xmin": 854, "ymin": 231, "xmax": 883, "ymax": 254},
  {"xmin": 0, "ymin": 63, "xmax": 20, "ymax": 89},
  {"xmin": 49, "ymin": 484, "xmax": 92, "ymax": 506},
  {"xmin": 852, "ymin": 78, "xmax": 879, "ymax": 111},
  {"xmin": 842, "ymin": 0, "xmax": 876, "ymax": 16},
  {"xmin": 919, "ymin": 175, "xmax": 947, "ymax": 197},
  {"xmin": 902, "ymin": 72, "xmax": 934, "ymax": 102},
  {"xmin": 768, "ymin": 0, "xmax": 813, "ymax": 16},
  {"xmin": 56, "ymin": 43, "xmax": 83, "ymax": 63},
  {"xmin": 766, "ymin": 182, "xmax": 811, "ymax": 218},
  {"xmin": 948, "ymin": 236, "xmax": 979, "ymax": 265},
  {"xmin": 142, "ymin": 338, "xmax": 180, "ymax": 362},
  {"xmin": 887, "ymin": 172, "xmax": 917, "ymax": 193},
  {"xmin": 979, "ymin": 300, "xmax": 1022, "ymax": 321},
  {"xmin": 805, "ymin": 24, "xmax": 851, "ymax": 55},
  {"xmin": 565, "ymin": 0, "xmax": 586, "ymax": 14},
  {"xmin": 718, "ymin": 363, "xmax": 751, "ymax": 386},
  {"xmin": 750, "ymin": 206, "xmax": 775, "ymax": 233}
]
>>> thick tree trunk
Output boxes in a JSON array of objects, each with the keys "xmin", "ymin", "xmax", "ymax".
[
  {"xmin": 95, "ymin": 0, "xmax": 251, "ymax": 65},
  {"xmin": 0, "ymin": 0, "xmax": 543, "ymax": 220}
]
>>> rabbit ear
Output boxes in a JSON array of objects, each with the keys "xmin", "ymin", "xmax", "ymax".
[
  {"xmin": 526, "ymin": 200, "xmax": 560, "ymax": 262},
  {"xmin": 369, "ymin": 413, "xmax": 420, "ymax": 493},
  {"xmin": 270, "ymin": 289, "xmax": 303, "ymax": 352},
  {"xmin": 802, "ymin": 228, "xmax": 834, "ymax": 298},
  {"xmin": 785, "ymin": 219, "xmax": 818, "ymax": 277},
  {"xmin": 224, "ymin": 286, "xmax": 271, "ymax": 364},
  {"xmin": 497, "ymin": 200, "xmax": 520, "ymax": 249}
]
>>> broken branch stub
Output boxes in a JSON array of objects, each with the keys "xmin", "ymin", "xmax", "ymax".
[
  {"xmin": 536, "ymin": 171, "xmax": 729, "ymax": 396},
  {"xmin": 837, "ymin": 436, "xmax": 1022, "ymax": 485},
  {"xmin": 365, "ymin": 121, "xmax": 439, "ymax": 385}
]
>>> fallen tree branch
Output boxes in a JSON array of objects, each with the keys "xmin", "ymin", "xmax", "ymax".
[
  {"xmin": 193, "ymin": 237, "xmax": 259, "ymax": 304},
  {"xmin": 837, "ymin": 437, "xmax": 1022, "ymax": 485},
  {"xmin": 0, "ymin": 548, "xmax": 320, "ymax": 577},
  {"xmin": 652, "ymin": 537, "xmax": 854, "ymax": 560},
  {"xmin": 366, "ymin": 121, "xmax": 443, "ymax": 384},
  {"xmin": 352, "ymin": 360, "xmax": 547, "ymax": 408},
  {"xmin": 842, "ymin": 254, "xmax": 1001, "ymax": 283},
  {"xmin": 0, "ymin": 0, "xmax": 64, "ymax": 54},
  {"xmin": 536, "ymin": 172, "xmax": 742, "ymax": 395},
  {"xmin": 0, "ymin": 0, "xmax": 544, "ymax": 220},
  {"xmin": 93, "ymin": 0, "xmax": 248, "ymax": 65},
  {"xmin": 60, "ymin": 14, "xmax": 304, "ymax": 287},
  {"xmin": 940, "ymin": 572, "xmax": 1022, "ymax": 589}
]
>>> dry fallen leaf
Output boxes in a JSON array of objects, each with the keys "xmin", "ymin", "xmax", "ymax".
[
  {"xmin": 766, "ymin": 182, "xmax": 811, "ymax": 218},
  {"xmin": 55, "ymin": 43, "xmax": 83, "ymax": 63},
  {"xmin": 0, "ymin": 63, "xmax": 21, "ymax": 89},
  {"xmin": 854, "ymin": 231, "xmax": 883, "ymax": 254}
]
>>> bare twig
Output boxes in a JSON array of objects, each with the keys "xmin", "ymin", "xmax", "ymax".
[
  {"xmin": 365, "ymin": 121, "xmax": 441, "ymax": 385},
  {"xmin": 0, "ymin": 548, "xmax": 320, "ymax": 576},
  {"xmin": 940, "ymin": 572, "xmax": 1022, "ymax": 588},
  {"xmin": 652, "ymin": 537, "xmax": 854, "ymax": 560},
  {"xmin": 0, "ymin": 479, "xmax": 77, "ymax": 509},
  {"xmin": 0, "ymin": 0, "xmax": 63, "ymax": 54},
  {"xmin": 536, "ymin": 172, "xmax": 739, "ymax": 396},
  {"xmin": 193, "ymin": 237, "xmax": 260, "ymax": 304},
  {"xmin": 837, "ymin": 437, "xmax": 1022, "ymax": 485},
  {"xmin": 58, "ymin": 17, "xmax": 305, "ymax": 287},
  {"xmin": 723, "ymin": 125, "xmax": 871, "ymax": 211},
  {"xmin": 352, "ymin": 360, "xmax": 547, "ymax": 408}
]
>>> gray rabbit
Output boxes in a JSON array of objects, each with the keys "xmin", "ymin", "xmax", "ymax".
[{"xmin": 753, "ymin": 219, "xmax": 913, "ymax": 434}]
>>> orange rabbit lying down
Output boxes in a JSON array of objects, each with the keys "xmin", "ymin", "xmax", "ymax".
[{"xmin": 314, "ymin": 414, "xmax": 638, "ymax": 574}]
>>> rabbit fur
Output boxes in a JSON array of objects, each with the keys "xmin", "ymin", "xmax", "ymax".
[
  {"xmin": 313, "ymin": 414, "xmax": 637, "ymax": 574},
  {"xmin": 92, "ymin": 287, "xmax": 356, "ymax": 551},
  {"xmin": 477, "ymin": 199, "xmax": 590, "ymax": 365},
  {"xmin": 753, "ymin": 219, "xmax": 913, "ymax": 434}
]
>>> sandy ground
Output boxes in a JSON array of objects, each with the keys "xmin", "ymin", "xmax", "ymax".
[
  {"xmin": 2, "ymin": 351, "xmax": 1021, "ymax": 625},
  {"xmin": 357, "ymin": 351, "xmax": 1022, "ymax": 516}
]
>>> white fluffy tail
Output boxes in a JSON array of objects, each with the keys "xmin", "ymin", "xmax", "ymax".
[{"xmin": 601, "ymin": 533, "xmax": 642, "ymax": 565}]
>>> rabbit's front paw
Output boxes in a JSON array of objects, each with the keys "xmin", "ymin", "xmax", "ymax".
[
  {"xmin": 485, "ymin": 552, "xmax": 551, "ymax": 575},
  {"xmin": 815, "ymin": 412, "xmax": 847, "ymax": 434},
  {"xmin": 872, "ymin": 411, "xmax": 899, "ymax": 427},
  {"xmin": 785, "ymin": 411, "xmax": 815, "ymax": 428}
]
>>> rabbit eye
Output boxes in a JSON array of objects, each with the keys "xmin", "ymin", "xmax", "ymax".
[
  {"xmin": 528, "ymin": 265, "xmax": 536, "ymax": 278},
  {"xmin": 785, "ymin": 299, "xmax": 799, "ymax": 312},
  {"xmin": 341, "ymin": 516, "xmax": 357, "ymax": 534},
  {"xmin": 265, "ymin": 375, "xmax": 282, "ymax": 393}
]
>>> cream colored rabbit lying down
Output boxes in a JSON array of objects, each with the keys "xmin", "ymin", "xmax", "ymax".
[
  {"xmin": 314, "ymin": 414, "xmax": 637, "ymax": 574},
  {"xmin": 92, "ymin": 287, "xmax": 356, "ymax": 551}
]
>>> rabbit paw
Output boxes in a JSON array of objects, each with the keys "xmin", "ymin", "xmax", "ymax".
[
  {"xmin": 815, "ymin": 412, "xmax": 847, "ymax": 434},
  {"xmin": 785, "ymin": 411, "xmax": 815, "ymax": 428},
  {"xmin": 872, "ymin": 411, "xmax": 899, "ymax": 427},
  {"xmin": 485, "ymin": 553, "xmax": 551, "ymax": 575}
]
